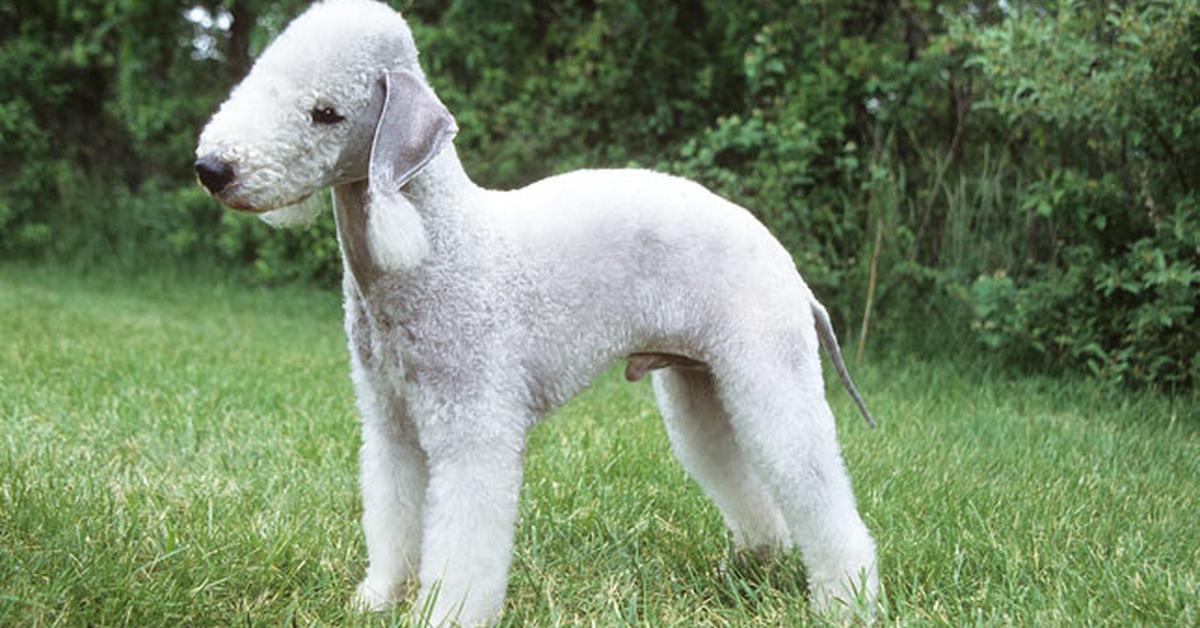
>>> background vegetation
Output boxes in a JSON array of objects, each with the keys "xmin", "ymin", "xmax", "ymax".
[{"xmin": 2, "ymin": 0, "xmax": 1197, "ymax": 387}]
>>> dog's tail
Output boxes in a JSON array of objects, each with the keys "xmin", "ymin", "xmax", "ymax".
[{"xmin": 811, "ymin": 298, "xmax": 877, "ymax": 429}]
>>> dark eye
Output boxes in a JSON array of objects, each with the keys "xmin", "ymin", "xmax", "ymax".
[{"xmin": 310, "ymin": 105, "xmax": 344, "ymax": 125}]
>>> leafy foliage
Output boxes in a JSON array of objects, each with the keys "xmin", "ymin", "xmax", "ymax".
[
  {"xmin": 956, "ymin": 0, "xmax": 1200, "ymax": 388},
  {"xmin": 1, "ymin": 0, "xmax": 1197, "ymax": 387}
]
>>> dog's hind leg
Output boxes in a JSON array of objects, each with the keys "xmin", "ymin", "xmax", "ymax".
[
  {"xmin": 652, "ymin": 367, "xmax": 790, "ymax": 554},
  {"xmin": 354, "ymin": 374, "xmax": 428, "ymax": 611},
  {"xmin": 711, "ymin": 342, "xmax": 878, "ymax": 617}
]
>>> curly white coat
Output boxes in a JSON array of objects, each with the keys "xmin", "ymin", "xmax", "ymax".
[{"xmin": 196, "ymin": 0, "xmax": 879, "ymax": 624}]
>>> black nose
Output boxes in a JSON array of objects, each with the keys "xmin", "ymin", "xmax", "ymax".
[{"xmin": 195, "ymin": 155, "xmax": 235, "ymax": 194}]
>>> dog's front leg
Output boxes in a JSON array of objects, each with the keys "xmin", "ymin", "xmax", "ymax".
[
  {"xmin": 353, "ymin": 371, "xmax": 428, "ymax": 611},
  {"xmin": 412, "ymin": 410, "xmax": 526, "ymax": 627}
]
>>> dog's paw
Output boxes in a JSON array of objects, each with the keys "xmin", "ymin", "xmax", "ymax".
[
  {"xmin": 354, "ymin": 578, "xmax": 407, "ymax": 612},
  {"xmin": 731, "ymin": 538, "xmax": 790, "ymax": 561},
  {"xmin": 808, "ymin": 571, "xmax": 879, "ymax": 625}
]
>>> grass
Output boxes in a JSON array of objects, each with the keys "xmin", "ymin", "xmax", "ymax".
[{"xmin": 1, "ymin": 263, "xmax": 1197, "ymax": 626}]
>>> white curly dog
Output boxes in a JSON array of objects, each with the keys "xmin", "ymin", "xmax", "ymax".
[{"xmin": 196, "ymin": 0, "xmax": 879, "ymax": 624}]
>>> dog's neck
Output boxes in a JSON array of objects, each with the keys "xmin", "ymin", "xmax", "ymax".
[
  {"xmin": 402, "ymin": 144, "xmax": 482, "ymax": 216},
  {"xmin": 334, "ymin": 143, "xmax": 486, "ymax": 305},
  {"xmin": 398, "ymin": 144, "xmax": 488, "ymax": 264}
]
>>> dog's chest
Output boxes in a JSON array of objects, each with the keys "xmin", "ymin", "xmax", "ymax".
[{"xmin": 347, "ymin": 284, "xmax": 508, "ymax": 398}]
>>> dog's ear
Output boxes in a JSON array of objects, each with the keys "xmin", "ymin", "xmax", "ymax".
[
  {"xmin": 361, "ymin": 69, "xmax": 455, "ymax": 274},
  {"xmin": 368, "ymin": 69, "xmax": 458, "ymax": 199}
]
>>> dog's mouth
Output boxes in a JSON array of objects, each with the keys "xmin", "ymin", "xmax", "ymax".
[
  {"xmin": 217, "ymin": 194, "xmax": 258, "ymax": 213},
  {"xmin": 200, "ymin": 182, "xmax": 312, "ymax": 214}
]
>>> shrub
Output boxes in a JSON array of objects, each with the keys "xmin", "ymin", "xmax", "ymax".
[
  {"xmin": 958, "ymin": 0, "xmax": 1200, "ymax": 388},
  {"xmin": 2, "ymin": 0, "xmax": 1196, "ymax": 388}
]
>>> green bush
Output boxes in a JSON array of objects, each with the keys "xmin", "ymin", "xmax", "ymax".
[
  {"xmin": 2, "ymin": 0, "xmax": 1197, "ymax": 387},
  {"xmin": 958, "ymin": 0, "xmax": 1200, "ymax": 388}
]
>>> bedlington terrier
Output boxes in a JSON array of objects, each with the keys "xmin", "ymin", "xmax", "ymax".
[{"xmin": 195, "ymin": 0, "xmax": 879, "ymax": 624}]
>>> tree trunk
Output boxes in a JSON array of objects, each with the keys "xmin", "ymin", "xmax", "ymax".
[{"xmin": 227, "ymin": 0, "xmax": 255, "ymax": 85}]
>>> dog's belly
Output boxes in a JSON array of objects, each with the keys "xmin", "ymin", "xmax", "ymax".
[{"xmin": 623, "ymin": 352, "xmax": 706, "ymax": 382}]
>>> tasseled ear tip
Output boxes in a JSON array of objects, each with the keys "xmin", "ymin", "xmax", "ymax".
[{"xmin": 366, "ymin": 192, "xmax": 430, "ymax": 272}]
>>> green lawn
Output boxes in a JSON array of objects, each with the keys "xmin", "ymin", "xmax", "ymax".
[{"xmin": 2, "ymin": 264, "xmax": 1197, "ymax": 626}]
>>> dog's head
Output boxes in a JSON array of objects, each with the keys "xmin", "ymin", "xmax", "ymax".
[{"xmin": 195, "ymin": 0, "xmax": 456, "ymax": 222}]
